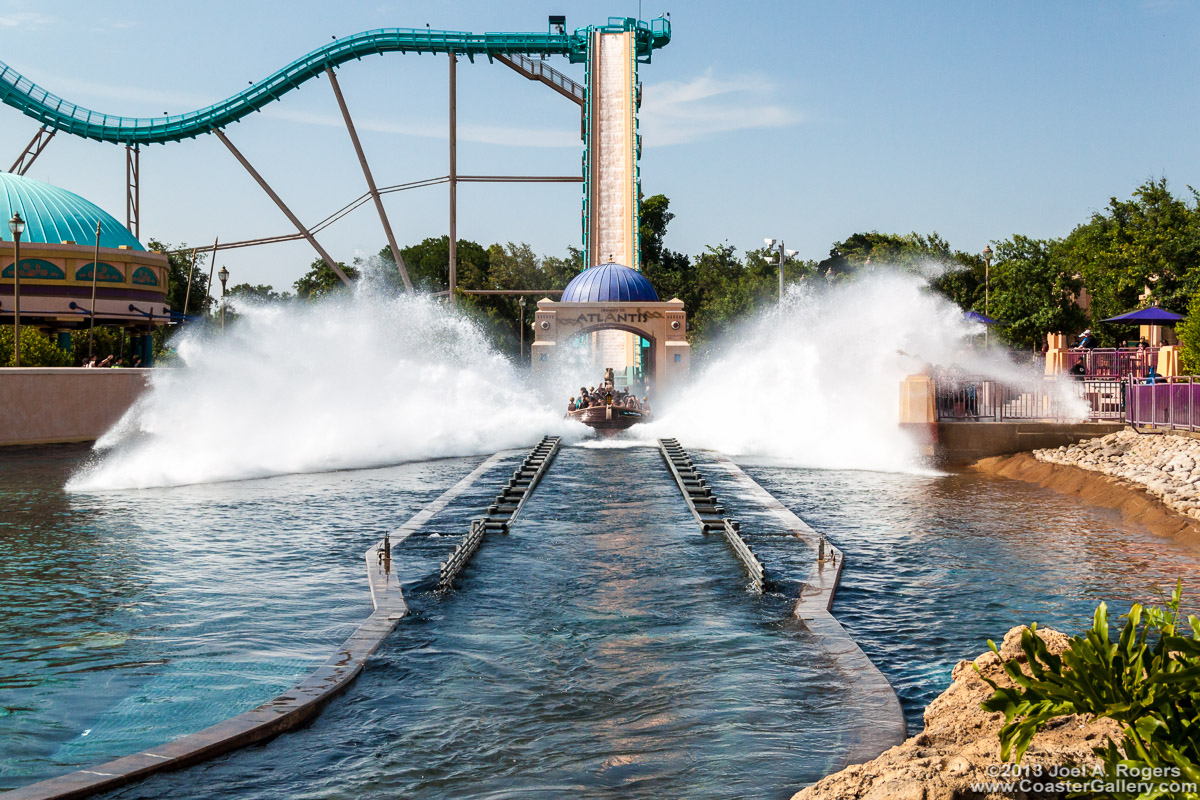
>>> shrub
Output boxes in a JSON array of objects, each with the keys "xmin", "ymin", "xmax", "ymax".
[
  {"xmin": 0, "ymin": 326, "xmax": 73, "ymax": 367},
  {"xmin": 981, "ymin": 583, "xmax": 1200, "ymax": 799},
  {"xmin": 1178, "ymin": 293, "xmax": 1200, "ymax": 375}
]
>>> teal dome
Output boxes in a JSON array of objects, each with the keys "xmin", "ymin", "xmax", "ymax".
[
  {"xmin": 561, "ymin": 262, "xmax": 659, "ymax": 303},
  {"xmin": 0, "ymin": 172, "xmax": 144, "ymax": 251}
]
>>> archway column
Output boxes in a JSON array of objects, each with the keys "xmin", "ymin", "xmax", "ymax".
[{"xmin": 531, "ymin": 297, "xmax": 690, "ymax": 397}]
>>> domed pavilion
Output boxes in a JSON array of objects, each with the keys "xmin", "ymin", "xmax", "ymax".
[
  {"xmin": 531, "ymin": 260, "xmax": 690, "ymax": 395},
  {"xmin": 0, "ymin": 172, "xmax": 172, "ymax": 364}
]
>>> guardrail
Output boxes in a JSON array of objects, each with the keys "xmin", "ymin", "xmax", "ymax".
[
  {"xmin": 658, "ymin": 438, "xmax": 764, "ymax": 593},
  {"xmin": 1063, "ymin": 347, "xmax": 1160, "ymax": 379},
  {"xmin": 719, "ymin": 519, "xmax": 764, "ymax": 593},
  {"xmin": 1127, "ymin": 376, "xmax": 1200, "ymax": 431},
  {"xmin": 436, "ymin": 435, "xmax": 560, "ymax": 593},
  {"xmin": 935, "ymin": 376, "xmax": 1124, "ymax": 421}
]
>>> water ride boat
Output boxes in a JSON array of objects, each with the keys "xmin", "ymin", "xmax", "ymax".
[{"xmin": 567, "ymin": 401, "xmax": 650, "ymax": 434}]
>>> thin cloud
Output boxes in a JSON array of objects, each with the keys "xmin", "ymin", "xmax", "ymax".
[
  {"xmin": 640, "ymin": 70, "xmax": 801, "ymax": 146},
  {"xmin": 0, "ymin": 11, "xmax": 53, "ymax": 27}
]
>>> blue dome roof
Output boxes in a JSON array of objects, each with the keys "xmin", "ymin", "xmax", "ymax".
[
  {"xmin": 560, "ymin": 262, "xmax": 659, "ymax": 303},
  {"xmin": 0, "ymin": 172, "xmax": 144, "ymax": 251}
]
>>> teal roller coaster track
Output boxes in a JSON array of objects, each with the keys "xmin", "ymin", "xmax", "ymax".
[{"xmin": 0, "ymin": 17, "xmax": 669, "ymax": 145}]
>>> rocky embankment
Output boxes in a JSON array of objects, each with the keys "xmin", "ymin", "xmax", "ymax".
[
  {"xmin": 1035, "ymin": 430, "xmax": 1200, "ymax": 521},
  {"xmin": 792, "ymin": 627, "xmax": 1120, "ymax": 800},
  {"xmin": 971, "ymin": 431, "xmax": 1200, "ymax": 544}
]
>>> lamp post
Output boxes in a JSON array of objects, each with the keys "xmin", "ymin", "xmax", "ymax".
[
  {"xmin": 763, "ymin": 238, "xmax": 799, "ymax": 303},
  {"xmin": 218, "ymin": 266, "xmax": 229, "ymax": 331},
  {"xmin": 982, "ymin": 245, "xmax": 993, "ymax": 350},
  {"xmin": 9, "ymin": 213, "xmax": 25, "ymax": 367},
  {"xmin": 89, "ymin": 220, "xmax": 101, "ymax": 360},
  {"xmin": 518, "ymin": 295, "xmax": 526, "ymax": 363}
]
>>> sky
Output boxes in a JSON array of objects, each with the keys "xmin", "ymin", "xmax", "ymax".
[{"xmin": 1, "ymin": 0, "xmax": 1199, "ymax": 293}]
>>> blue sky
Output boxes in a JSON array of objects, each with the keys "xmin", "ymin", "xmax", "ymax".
[{"xmin": 2, "ymin": 1, "xmax": 1198, "ymax": 292}]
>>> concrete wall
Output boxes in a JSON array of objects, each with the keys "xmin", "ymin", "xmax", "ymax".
[
  {"xmin": 0, "ymin": 368, "xmax": 150, "ymax": 446},
  {"xmin": 936, "ymin": 421, "xmax": 1125, "ymax": 466}
]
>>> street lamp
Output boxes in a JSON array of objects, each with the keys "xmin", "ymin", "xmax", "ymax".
[
  {"xmin": 218, "ymin": 266, "xmax": 229, "ymax": 330},
  {"xmin": 8, "ymin": 213, "xmax": 25, "ymax": 367},
  {"xmin": 763, "ymin": 238, "xmax": 798, "ymax": 303},
  {"xmin": 982, "ymin": 245, "xmax": 993, "ymax": 350},
  {"xmin": 518, "ymin": 295, "xmax": 527, "ymax": 362}
]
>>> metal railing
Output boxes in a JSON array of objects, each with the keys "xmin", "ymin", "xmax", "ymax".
[
  {"xmin": 658, "ymin": 438, "xmax": 765, "ymax": 593},
  {"xmin": 1127, "ymin": 376, "xmax": 1200, "ymax": 431},
  {"xmin": 935, "ymin": 376, "xmax": 1125, "ymax": 421},
  {"xmin": 437, "ymin": 518, "xmax": 487, "ymax": 592},
  {"xmin": 435, "ymin": 435, "xmax": 560, "ymax": 593},
  {"xmin": 1063, "ymin": 347, "xmax": 1160, "ymax": 378},
  {"xmin": 720, "ymin": 519, "xmax": 765, "ymax": 594}
]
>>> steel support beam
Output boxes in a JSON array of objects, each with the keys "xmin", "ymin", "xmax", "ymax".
[
  {"xmin": 9, "ymin": 126, "xmax": 55, "ymax": 175},
  {"xmin": 125, "ymin": 145, "xmax": 140, "ymax": 239},
  {"xmin": 212, "ymin": 127, "xmax": 351, "ymax": 286},
  {"xmin": 325, "ymin": 67, "xmax": 412, "ymax": 291},
  {"xmin": 448, "ymin": 54, "xmax": 458, "ymax": 304}
]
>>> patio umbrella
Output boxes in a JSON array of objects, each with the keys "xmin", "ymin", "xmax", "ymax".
[
  {"xmin": 1101, "ymin": 305, "xmax": 1185, "ymax": 324},
  {"xmin": 963, "ymin": 310, "xmax": 1002, "ymax": 325}
]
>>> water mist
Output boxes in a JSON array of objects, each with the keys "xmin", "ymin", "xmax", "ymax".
[
  {"xmin": 641, "ymin": 270, "xmax": 1082, "ymax": 473},
  {"xmin": 68, "ymin": 287, "xmax": 584, "ymax": 490}
]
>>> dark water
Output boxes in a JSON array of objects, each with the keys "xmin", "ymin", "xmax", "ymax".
[
  {"xmin": 0, "ymin": 445, "xmax": 479, "ymax": 790},
  {"xmin": 738, "ymin": 459, "xmax": 1200, "ymax": 732},
  {"xmin": 3, "ymin": 443, "xmax": 1200, "ymax": 798},
  {"xmin": 104, "ymin": 444, "xmax": 868, "ymax": 800}
]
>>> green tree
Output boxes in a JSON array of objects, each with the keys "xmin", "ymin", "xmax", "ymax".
[
  {"xmin": 146, "ymin": 240, "xmax": 211, "ymax": 317},
  {"xmin": 293, "ymin": 258, "xmax": 360, "ymax": 300},
  {"xmin": 383, "ymin": 237, "xmax": 489, "ymax": 295},
  {"xmin": 228, "ymin": 283, "xmax": 288, "ymax": 302},
  {"xmin": 1059, "ymin": 177, "xmax": 1200, "ymax": 345},
  {"xmin": 1177, "ymin": 292, "xmax": 1200, "ymax": 374},
  {"xmin": 988, "ymin": 235, "xmax": 1087, "ymax": 349},
  {"xmin": 0, "ymin": 326, "xmax": 73, "ymax": 366}
]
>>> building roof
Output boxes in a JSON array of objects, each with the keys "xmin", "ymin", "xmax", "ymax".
[
  {"xmin": 0, "ymin": 172, "xmax": 144, "ymax": 251},
  {"xmin": 560, "ymin": 262, "xmax": 659, "ymax": 303}
]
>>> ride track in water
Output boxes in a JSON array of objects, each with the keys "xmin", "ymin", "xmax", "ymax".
[
  {"xmin": 2, "ymin": 438, "xmax": 906, "ymax": 800},
  {"xmin": 0, "ymin": 19, "xmax": 669, "ymax": 145}
]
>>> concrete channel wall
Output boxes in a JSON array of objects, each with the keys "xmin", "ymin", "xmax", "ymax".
[
  {"xmin": 0, "ymin": 368, "xmax": 150, "ymax": 447},
  {"xmin": 699, "ymin": 451, "xmax": 909, "ymax": 766},
  {"xmin": 3, "ymin": 452, "xmax": 513, "ymax": 800}
]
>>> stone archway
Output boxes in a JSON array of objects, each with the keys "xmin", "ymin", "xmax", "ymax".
[{"xmin": 530, "ymin": 297, "xmax": 690, "ymax": 396}]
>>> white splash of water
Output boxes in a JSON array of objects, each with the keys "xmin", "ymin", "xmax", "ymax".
[
  {"xmin": 68, "ymin": 289, "xmax": 586, "ymax": 490},
  {"xmin": 640, "ymin": 270, "xmax": 1083, "ymax": 472}
]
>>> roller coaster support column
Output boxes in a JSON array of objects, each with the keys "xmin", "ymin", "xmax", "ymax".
[
  {"xmin": 325, "ymin": 67, "xmax": 413, "ymax": 292},
  {"xmin": 448, "ymin": 53, "xmax": 458, "ymax": 304},
  {"xmin": 212, "ymin": 127, "xmax": 351, "ymax": 286},
  {"xmin": 8, "ymin": 126, "xmax": 55, "ymax": 176},
  {"xmin": 125, "ymin": 145, "xmax": 139, "ymax": 240}
]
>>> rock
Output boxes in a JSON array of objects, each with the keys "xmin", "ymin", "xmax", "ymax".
[{"xmin": 790, "ymin": 626, "xmax": 1120, "ymax": 800}]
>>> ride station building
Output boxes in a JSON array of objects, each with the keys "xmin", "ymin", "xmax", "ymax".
[{"xmin": 0, "ymin": 172, "xmax": 172, "ymax": 364}]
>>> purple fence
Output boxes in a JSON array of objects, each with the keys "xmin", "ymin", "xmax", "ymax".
[
  {"xmin": 1063, "ymin": 347, "xmax": 1159, "ymax": 378},
  {"xmin": 935, "ymin": 377, "xmax": 1124, "ymax": 422},
  {"xmin": 1126, "ymin": 377, "xmax": 1200, "ymax": 431}
]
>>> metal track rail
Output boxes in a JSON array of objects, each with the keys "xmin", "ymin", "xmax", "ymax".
[
  {"xmin": 0, "ymin": 20, "xmax": 669, "ymax": 145},
  {"xmin": 658, "ymin": 438, "xmax": 765, "ymax": 593},
  {"xmin": 436, "ymin": 435, "xmax": 560, "ymax": 593}
]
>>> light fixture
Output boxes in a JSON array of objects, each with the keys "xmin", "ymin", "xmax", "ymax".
[
  {"xmin": 8, "ymin": 213, "xmax": 25, "ymax": 237},
  {"xmin": 218, "ymin": 266, "xmax": 229, "ymax": 288},
  {"xmin": 763, "ymin": 238, "xmax": 776, "ymax": 248}
]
